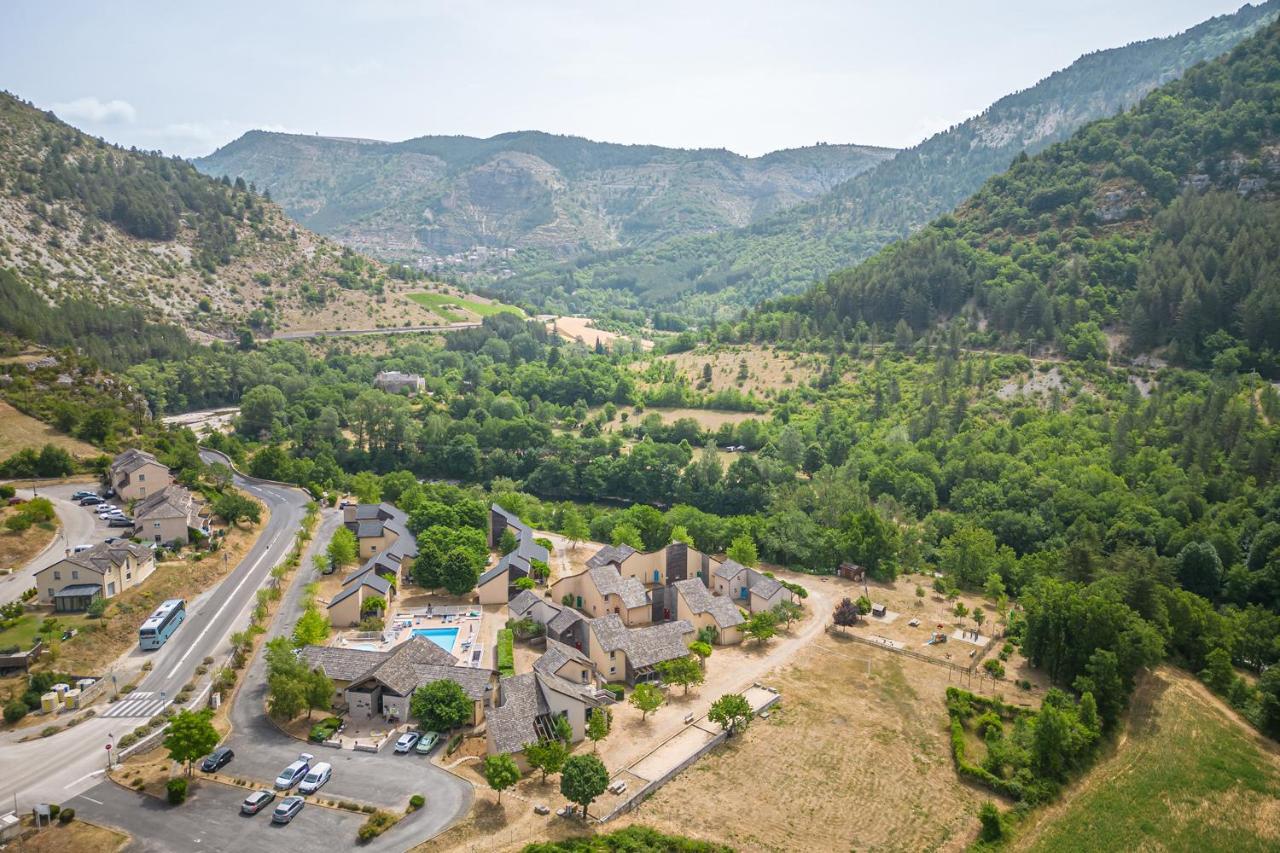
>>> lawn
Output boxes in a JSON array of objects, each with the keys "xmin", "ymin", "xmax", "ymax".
[
  {"xmin": 1014, "ymin": 667, "xmax": 1280, "ymax": 851},
  {"xmin": 0, "ymin": 612, "xmax": 91, "ymax": 652},
  {"xmin": 407, "ymin": 292, "xmax": 524, "ymax": 321}
]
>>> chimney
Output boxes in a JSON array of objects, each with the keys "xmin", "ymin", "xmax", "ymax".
[{"xmin": 65, "ymin": 548, "xmax": 71, "ymax": 557}]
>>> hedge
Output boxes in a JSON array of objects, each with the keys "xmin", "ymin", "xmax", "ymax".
[
  {"xmin": 496, "ymin": 629, "xmax": 515, "ymax": 677},
  {"xmin": 603, "ymin": 683, "xmax": 626, "ymax": 701},
  {"xmin": 446, "ymin": 733, "xmax": 463, "ymax": 756},
  {"xmin": 167, "ymin": 778, "xmax": 188, "ymax": 805}
]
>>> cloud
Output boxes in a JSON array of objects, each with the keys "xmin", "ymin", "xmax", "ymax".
[{"xmin": 51, "ymin": 96, "xmax": 137, "ymax": 125}]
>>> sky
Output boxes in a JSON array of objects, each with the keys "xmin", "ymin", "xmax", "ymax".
[{"xmin": 0, "ymin": 0, "xmax": 1258, "ymax": 158}]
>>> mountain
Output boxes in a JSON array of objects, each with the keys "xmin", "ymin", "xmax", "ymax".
[
  {"xmin": 768, "ymin": 16, "xmax": 1280, "ymax": 372},
  {"xmin": 494, "ymin": 1, "xmax": 1279, "ymax": 323},
  {"xmin": 0, "ymin": 91, "xmax": 453, "ymax": 352},
  {"xmin": 193, "ymin": 131, "xmax": 896, "ymax": 265}
]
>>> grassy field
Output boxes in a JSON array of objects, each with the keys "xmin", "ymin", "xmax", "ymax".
[
  {"xmin": 0, "ymin": 510, "xmax": 57, "ymax": 573},
  {"xmin": 408, "ymin": 291, "xmax": 524, "ymax": 321},
  {"xmin": 0, "ymin": 611, "xmax": 91, "ymax": 652},
  {"xmin": 0, "ymin": 401, "xmax": 100, "ymax": 459},
  {"xmin": 1014, "ymin": 667, "xmax": 1280, "ymax": 851}
]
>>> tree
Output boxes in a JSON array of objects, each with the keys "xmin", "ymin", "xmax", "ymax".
[
  {"xmin": 983, "ymin": 572, "xmax": 1006, "ymax": 601},
  {"xmin": 362, "ymin": 595, "xmax": 387, "ymax": 617},
  {"xmin": 629, "ymin": 682, "xmax": 663, "ymax": 720},
  {"xmin": 213, "ymin": 492, "xmax": 260, "ymax": 525},
  {"xmin": 726, "ymin": 534, "xmax": 759, "ymax": 567},
  {"xmin": 978, "ymin": 802, "xmax": 1004, "ymax": 842},
  {"xmin": 669, "ymin": 524, "xmax": 694, "ymax": 546},
  {"xmin": 915, "ymin": 585, "xmax": 926, "ymax": 607},
  {"xmin": 291, "ymin": 606, "xmax": 330, "ymax": 647},
  {"xmin": 833, "ymin": 597, "xmax": 860, "ymax": 631},
  {"xmin": 1177, "ymin": 541, "xmax": 1223, "ymax": 600},
  {"xmin": 562, "ymin": 508, "xmax": 589, "ymax": 551},
  {"xmin": 267, "ymin": 670, "xmax": 306, "ymax": 720},
  {"xmin": 441, "ymin": 545, "xmax": 482, "ymax": 595},
  {"xmin": 743, "ymin": 610, "xmax": 777, "ymax": 645},
  {"xmin": 163, "ymin": 709, "xmax": 219, "ymax": 777},
  {"xmin": 656, "ymin": 656, "xmax": 704, "ymax": 695},
  {"xmin": 304, "ymin": 669, "xmax": 333, "ymax": 720},
  {"xmin": 349, "ymin": 471, "xmax": 382, "ymax": 505},
  {"xmin": 708, "ymin": 693, "xmax": 752, "ymax": 736},
  {"xmin": 411, "ymin": 679, "xmax": 472, "ymax": 731},
  {"xmin": 560, "ymin": 754, "xmax": 609, "ymax": 818},
  {"xmin": 1073, "ymin": 649, "xmax": 1125, "ymax": 730},
  {"xmin": 611, "ymin": 522, "xmax": 644, "ymax": 550},
  {"xmin": 688, "ymin": 641, "xmax": 712, "ymax": 670},
  {"xmin": 772, "ymin": 599, "xmax": 803, "ymax": 629},
  {"xmin": 239, "ymin": 384, "xmax": 286, "ymax": 437},
  {"xmin": 1200, "ymin": 647, "xmax": 1236, "ymax": 695},
  {"xmin": 514, "ymin": 576, "xmax": 536, "ymax": 591},
  {"xmin": 972, "ymin": 608, "xmax": 985, "ymax": 633},
  {"xmin": 953, "ymin": 602, "xmax": 969, "ymax": 626},
  {"xmin": 585, "ymin": 707, "xmax": 611, "ymax": 751},
  {"xmin": 482, "ymin": 753, "xmax": 520, "ymax": 804},
  {"xmin": 1030, "ymin": 702, "xmax": 1070, "ymax": 780},
  {"xmin": 524, "ymin": 738, "xmax": 569, "ymax": 783},
  {"xmin": 327, "ymin": 527, "xmax": 358, "ymax": 567}
]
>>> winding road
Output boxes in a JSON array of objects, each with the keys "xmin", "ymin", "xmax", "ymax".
[{"xmin": 0, "ymin": 452, "xmax": 309, "ymax": 811}]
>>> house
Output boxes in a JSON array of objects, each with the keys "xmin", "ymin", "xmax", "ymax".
[
  {"xmin": 486, "ymin": 669, "xmax": 609, "ymax": 759},
  {"xmin": 373, "ymin": 371, "xmax": 426, "ymax": 395},
  {"xmin": 584, "ymin": 615, "xmax": 694, "ymax": 684},
  {"xmin": 672, "ymin": 578, "xmax": 744, "ymax": 644},
  {"xmin": 550, "ymin": 561, "xmax": 651, "ymax": 625},
  {"xmin": 507, "ymin": 589, "xmax": 564, "ymax": 626},
  {"xmin": 300, "ymin": 636, "xmax": 495, "ymax": 724},
  {"xmin": 34, "ymin": 542, "xmax": 155, "ymax": 612},
  {"xmin": 711, "ymin": 559, "xmax": 792, "ymax": 613},
  {"xmin": 108, "ymin": 449, "xmax": 170, "ymax": 501},
  {"xmin": 133, "ymin": 484, "xmax": 206, "ymax": 546},
  {"xmin": 477, "ymin": 505, "xmax": 549, "ymax": 605},
  {"xmin": 532, "ymin": 639, "xmax": 600, "ymax": 687},
  {"xmin": 342, "ymin": 502, "xmax": 416, "ymax": 564},
  {"xmin": 327, "ymin": 570, "xmax": 395, "ymax": 628}
]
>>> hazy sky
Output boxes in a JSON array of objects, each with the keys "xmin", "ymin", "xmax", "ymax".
[{"xmin": 0, "ymin": 0, "xmax": 1256, "ymax": 158}]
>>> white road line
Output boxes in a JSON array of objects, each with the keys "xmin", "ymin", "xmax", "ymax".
[
  {"xmin": 65, "ymin": 770, "xmax": 104, "ymax": 788},
  {"xmin": 165, "ymin": 530, "xmax": 284, "ymax": 679},
  {"xmin": 78, "ymin": 796, "xmax": 104, "ymax": 805}
]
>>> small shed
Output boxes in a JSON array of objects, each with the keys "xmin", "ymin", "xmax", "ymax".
[
  {"xmin": 870, "ymin": 603, "xmax": 887, "ymax": 618},
  {"xmin": 836, "ymin": 563, "xmax": 866, "ymax": 582}
]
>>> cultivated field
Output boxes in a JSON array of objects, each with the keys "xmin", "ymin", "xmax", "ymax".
[
  {"xmin": 409, "ymin": 291, "xmax": 525, "ymax": 321},
  {"xmin": 662, "ymin": 345, "xmax": 823, "ymax": 396},
  {"xmin": 1013, "ymin": 667, "xmax": 1280, "ymax": 851},
  {"xmin": 0, "ymin": 401, "xmax": 100, "ymax": 459},
  {"xmin": 548, "ymin": 316, "xmax": 653, "ymax": 352}
]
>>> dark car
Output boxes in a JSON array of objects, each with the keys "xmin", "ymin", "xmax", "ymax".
[
  {"xmin": 8, "ymin": 496, "xmax": 28, "ymax": 506},
  {"xmin": 79, "ymin": 496, "xmax": 104, "ymax": 506},
  {"xmin": 107, "ymin": 516, "xmax": 135, "ymax": 528},
  {"xmin": 271, "ymin": 796, "xmax": 304, "ymax": 825},
  {"xmin": 71, "ymin": 490, "xmax": 98, "ymax": 501},
  {"xmin": 241, "ymin": 789, "xmax": 276, "ymax": 815},
  {"xmin": 201, "ymin": 746, "xmax": 234, "ymax": 772}
]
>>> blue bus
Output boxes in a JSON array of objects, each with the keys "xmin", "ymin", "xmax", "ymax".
[{"xmin": 139, "ymin": 599, "xmax": 186, "ymax": 650}]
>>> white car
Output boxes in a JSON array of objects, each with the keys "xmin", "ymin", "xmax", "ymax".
[
  {"xmin": 393, "ymin": 732, "xmax": 420, "ymax": 753},
  {"xmin": 274, "ymin": 753, "xmax": 314, "ymax": 790},
  {"xmin": 297, "ymin": 762, "xmax": 331, "ymax": 794}
]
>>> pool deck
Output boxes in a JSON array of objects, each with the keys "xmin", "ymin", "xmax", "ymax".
[{"xmin": 333, "ymin": 607, "xmax": 487, "ymax": 666}]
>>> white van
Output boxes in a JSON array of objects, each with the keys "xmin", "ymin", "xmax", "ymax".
[
  {"xmin": 72, "ymin": 544, "xmax": 94, "ymax": 554},
  {"xmin": 297, "ymin": 762, "xmax": 331, "ymax": 794}
]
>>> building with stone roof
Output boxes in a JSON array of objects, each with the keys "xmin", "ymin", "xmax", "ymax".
[{"xmin": 34, "ymin": 541, "xmax": 155, "ymax": 611}]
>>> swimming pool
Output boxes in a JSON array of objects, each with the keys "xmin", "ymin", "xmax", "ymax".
[{"xmin": 411, "ymin": 627, "xmax": 460, "ymax": 653}]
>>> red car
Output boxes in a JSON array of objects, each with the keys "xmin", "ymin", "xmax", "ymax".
[{"xmin": 7, "ymin": 497, "xmax": 26, "ymax": 506}]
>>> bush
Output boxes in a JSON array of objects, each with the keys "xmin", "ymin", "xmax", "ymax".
[
  {"xmin": 983, "ymin": 659, "xmax": 1006, "ymax": 679},
  {"xmin": 167, "ymin": 777, "xmax": 188, "ymax": 805},
  {"xmin": 309, "ymin": 718, "xmax": 342, "ymax": 742},
  {"xmin": 407, "ymin": 794, "xmax": 425, "ymax": 812},
  {"xmin": 603, "ymin": 683, "xmax": 626, "ymax": 701},
  {"xmin": 58, "ymin": 807, "xmax": 75, "ymax": 824},
  {"xmin": 978, "ymin": 801, "xmax": 1003, "ymax": 842},
  {"xmin": 132, "ymin": 778, "xmax": 145, "ymax": 790},
  {"xmin": 496, "ymin": 629, "xmax": 514, "ymax": 677},
  {"xmin": 356, "ymin": 810, "xmax": 396, "ymax": 842},
  {"xmin": 446, "ymin": 733, "xmax": 463, "ymax": 755},
  {"xmin": 47, "ymin": 804, "xmax": 60, "ymax": 819},
  {"xmin": 4, "ymin": 700, "xmax": 27, "ymax": 724},
  {"xmin": 86, "ymin": 597, "xmax": 108, "ymax": 618},
  {"xmin": 41, "ymin": 726, "xmax": 59, "ymax": 737}
]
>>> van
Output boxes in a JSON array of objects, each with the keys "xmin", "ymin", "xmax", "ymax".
[
  {"xmin": 297, "ymin": 761, "xmax": 331, "ymax": 794},
  {"xmin": 72, "ymin": 544, "xmax": 93, "ymax": 554}
]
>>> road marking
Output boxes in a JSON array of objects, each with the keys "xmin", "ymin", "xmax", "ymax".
[
  {"xmin": 166, "ymin": 530, "xmax": 284, "ymax": 678},
  {"xmin": 78, "ymin": 795, "xmax": 104, "ymax": 805},
  {"xmin": 100, "ymin": 696, "xmax": 170, "ymax": 718},
  {"xmin": 65, "ymin": 770, "xmax": 105, "ymax": 788}
]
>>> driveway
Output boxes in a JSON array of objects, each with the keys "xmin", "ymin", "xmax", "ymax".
[
  {"xmin": 217, "ymin": 508, "xmax": 473, "ymax": 820},
  {"xmin": 0, "ymin": 481, "xmax": 110, "ymax": 605}
]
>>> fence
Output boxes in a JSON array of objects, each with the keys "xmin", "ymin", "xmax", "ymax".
[{"xmin": 828, "ymin": 627, "xmax": 995, "ymax": 676}]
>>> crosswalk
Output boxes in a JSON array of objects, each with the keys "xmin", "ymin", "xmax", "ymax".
[{"xmin": 100, "ymin": 692, "xmax": 171, "ymax": 718}]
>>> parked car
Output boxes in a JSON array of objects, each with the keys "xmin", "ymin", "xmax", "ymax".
[
  {"xmin": 240, "ymin": 789, "xmax": 276, "ymax": 815},
  {"xmin": 96, "ymin": 504, "xmax": 123, "ymax": 515},
  {"xmin": 200, "ymin": 746, "xmax": 234, "ymax": 772},
  {"xmin": 297, "ymin": 762, "xmax": 331, "ymax": 794},
  {"xmin": 71, "ymin": 544, "xmax": 93, "ymax": 554},
  {"xmin": 78, "ymin": 496, "xmax": 103, "ymax": 506},
  {"xmin": 7, "ymin": 497, "xmax": 27, "ymax": 506},
  {"xmin": 103, "ymin": 537, "xmax": 122, "ymax": 545},
  {"xmin": 394, "ymin": 732, "xmax": 420, "ymax": 753},
  {"xmin": 271, "ymin": 796, "xmax": 304, "ymax": 824},
  {"xmin": 414, "ymin": 731, "xmax": 440, "ymax": 754},
  {"xmin": 107, "ymin": 517, "xmax": 135, "ymax": 528},
  {"xmin": 274, "ymin": 753, "xmax": 314, "ymax": 790},
  {"xmin": 71, "ymin": 491, "xmax": 98, "ymax": 501}
]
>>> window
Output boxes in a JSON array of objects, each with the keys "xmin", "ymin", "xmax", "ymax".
[
  {"xmin": 53, "ymin": 571, "xmax": 61, "ymax": 580},
  {"xmin": 47, "ymin": 588, "xmax": 54, "ymax": 598},
  {"xmin": 139, "ymin": 474, "xmax": 145, "ymax": 481},
  {"xmin": 154, "ymin": 523, "xmax": 161, "ymax": 529},
  {"xmin": 609, "ymin": 666, "xmax": 616, "ymax": 674},
  {"xmin": 107, "ymin": 582, "xmax": 115, "ymax": 595},
  {"xmin": 71, "ymin": 570, "xmax": 79, "ymax": 580}
]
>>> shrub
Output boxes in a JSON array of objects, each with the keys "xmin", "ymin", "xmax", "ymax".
[
  {"xmin": 496, "ymin": 629, "xmax": 515, "ymax": 677},
  {"xmin": 356, "ymin": 810, "xmax": 396, "ymax": 842},
  {"xmin": 166, "ymin": 778, "xmax": 188, "ymax": 805},
  {"xmin": 446, "ymin": 733, "xmax": 463, "ymax": 755},
  {"xmin": 978, "ymin": 801, "xmax": 1003, "ymax": 842},
  {"xmin": 408, "ymin": 794, "xmax": 425, "ymax": 812},
  {"xmin": 603, "ymin": 683, "xmax": 625, "ymax": 701},
  {"xmin": 47, "ymin": 804, "xmax": 60, "ymax": 819},
  {"xmin": 41, "ymin": 726, "xmax": 59, "ymax": 737},
  {"xmin": 132, "ymin": 778, "xmax": 145, "ymax": 790},
  {"xmin": 983, "ymin": 659, "xmax": 1006, "ymax": 679},
  {"xmin": 58, "ymin": 807, "xmax": 75, "ymax": 824},
  {"xmin": 4, "ymin": 701, "xmax": 27, "ymax": 724}
]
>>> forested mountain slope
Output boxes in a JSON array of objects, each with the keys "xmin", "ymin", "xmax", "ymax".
[
  {"xmin": 193, "ymin": 130, "xmax": 895, "ymax": 262},
  {"xmin": 764, "ymin": 16, "xmax": 1280, "ymax": 373},
  {"xmin": 495, "ymin": 1, "xmax": 1278, "ymax": 323},
  {"xmin": 0, "ymin": 92, "xmax": 449, "ymax": 347}
]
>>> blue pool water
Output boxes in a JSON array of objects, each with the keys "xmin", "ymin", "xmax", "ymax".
[{"xmin": 411, "ymin": 627, "xmax": 460, "ymax": 652}]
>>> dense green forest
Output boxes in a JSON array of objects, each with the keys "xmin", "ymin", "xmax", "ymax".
[
  {"xmin": 487, "ymin": 1, "xmax": 1278, "ymax": 323},
  {"xmin": 754, "ymin": 17, "xmax": 1280, "ymax": 374}
]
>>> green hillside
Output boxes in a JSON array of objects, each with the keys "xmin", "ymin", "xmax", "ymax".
[
  {"xmin": 766, "ymin": 16, "xmax": 1280, "ymax": 373},
  {"xmin": 493, "ymin": 1, "xmax": 1278, "ymax": 323}
]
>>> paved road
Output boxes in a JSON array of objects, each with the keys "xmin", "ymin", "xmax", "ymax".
[
  {"xmin": 0, "ymin": 482, "xmax": 108, "ymax": 606},
  {"xmin": 266, "ymin": 321, "xmax": 481, "ymax": 341},
  {"xmin": 0, "ymin": 455, "xmax": 310, "ymax": 810}
]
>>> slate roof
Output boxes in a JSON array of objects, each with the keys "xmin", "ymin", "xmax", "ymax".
[
  {"xmin": 531, "ymin": 642, "xmax": 591, "ymax": 678},
  {"xmin": 712, "ymin": 559, "xmax": 783, "ymax": 599},
  {"xmin": 110, "ymin": 448, "xmax": 162, "ymax": 477},
  {"xmin": 487, "ymin": 673, "xmax": 544, "ymax": 754},
  {"xmin": 547, "ymin": 606, "xmax": 585, "ymax": 636},
  {"xmin": 587, "ymin": 564, "xmax": 649, "ymax": 610},
  {"xmin": 588, "ymin": 615, "xmax": 693, "ymax": 670},
  {"xmin": 133, "ymin": 485, "xmax": 192, "ymax": 521},
  {"xmin": 344, "ymin": 503, "xmax": 417, "ymax": 560},
  {"xmin": 344, "ymin": 552, "xmax": 400, "ymax": 585},
  {"xmin": 481, "ymin": 505, "xmax": 547, "ymax": 588},
  {"xmin": 407, "ymin": 664, "xmax": 493, "ymax": 702},
  {"xmin": 713, "ymin": 558, "xmax": 746, "ymax": 581},
  {"xmin": 674, "ymin": 578, "xmax": 745, "ymax": 628},
  {"xmin": 585, "ymin": 544, "xmax": 636, "ymax": 570},
  {"xmin": 327, "ymin": 572, "xmax": 391, "ymax": 609},
  {"xmin": 350, "ymin": 636, "xmax": 460, "ymax": 695},
  {"xmin": 507, "ymin": 589, "xmax": 543, "ymax": 618},
  {"xmin": 56, "ymin": 541, "xmax": 151, "ymax": 576},
  {"xmin": 298, "ymin": 645, "xmax": 388, "ymax": 682},
  {"xmin": 54, "ymin": 583, "xmax": 104, "ymax": 598}
]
